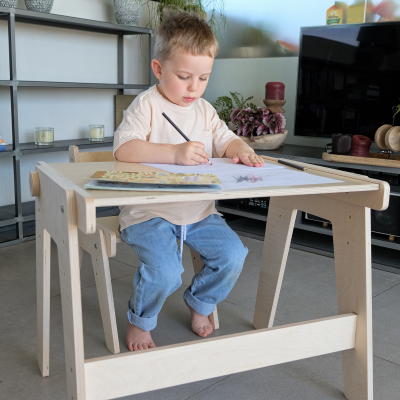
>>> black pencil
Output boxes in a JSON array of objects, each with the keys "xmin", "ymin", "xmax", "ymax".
[
  {"xmin": 162, "ymin": 112, "xmax": 212, "ymax": 165},
  {"xmin": 278, "ymin": 159, "xmax": 307, "ymax": 171}
]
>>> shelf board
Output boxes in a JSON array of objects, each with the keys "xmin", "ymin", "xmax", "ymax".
[
  {"xmin": 0, "ymin": 80, "xmax": 150, "ymax": 90},
  {"xmin": 0, "ymin": 7, "xmax": 152, "ymax": 36},
  {"xmin": 0, "ymin": 137, "xmax": 114, "ymax": 156}
]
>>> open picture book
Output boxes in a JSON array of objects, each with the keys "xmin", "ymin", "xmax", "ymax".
[{"xmin": 84, "ymin": 170, "xmax": 222, "ymax": 192}]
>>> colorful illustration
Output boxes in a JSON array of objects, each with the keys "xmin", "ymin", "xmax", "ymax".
[
  {"xmin": 85, "ymin": 171, "xmax": 222, "ymax": 192},
  {"xmin": 90, "ymin": 171, "xmax": 221, "ymax": 186}
]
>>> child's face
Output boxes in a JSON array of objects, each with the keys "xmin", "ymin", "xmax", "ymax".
[{"xmin": 152, "ymin": 48, "xmax": 214, "ymax": 107}]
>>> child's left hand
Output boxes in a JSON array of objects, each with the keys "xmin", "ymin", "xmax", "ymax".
[{"xmin": 232, "ymin": 151, "xmax": 265, "ymax": 167}]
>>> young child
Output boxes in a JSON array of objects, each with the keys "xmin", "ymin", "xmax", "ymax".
[{"xmin": 114, "ymin": 9, "xmax": 265, "ymax": 351}]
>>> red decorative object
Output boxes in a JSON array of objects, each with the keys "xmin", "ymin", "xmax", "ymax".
[
  {"xmin": 265, "ymin": 82, "xmax": 285, "ymax": 100},
  {"xmin": 350, "ymin": 135, "xmax": 372, "ymax": 157}
]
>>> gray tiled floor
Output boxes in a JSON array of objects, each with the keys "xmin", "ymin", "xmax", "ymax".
[{"xmin": 0, "ymin": 235, "xmax": 400, "ymax": 399}]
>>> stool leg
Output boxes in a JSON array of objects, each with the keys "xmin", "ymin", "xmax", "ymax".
[
  {"xmin": 190, "ymin": 249, "xmax": 219, "ymax": 329},
  {"xmin": 79, "ymin": 229, "xmax": 120, "ymax": 354},
  {"xmin": 36, "ymin": 219, "xmax": 51, "ymax": 377},
  {"xmin": 253, "ymin": 198, "xmax": 297, "ymax": 329}
]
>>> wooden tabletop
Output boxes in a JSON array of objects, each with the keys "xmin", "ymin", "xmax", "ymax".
[{"xmin": 48, "ymin": 160, "xmax": 384, "ymax": 208}]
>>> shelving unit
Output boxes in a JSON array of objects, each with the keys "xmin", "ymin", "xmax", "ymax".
[
  {"xmin": 216, "ymin": 144, "xmax": 400, "ymax": 269},
  {"xmin": 0, "ymin": 6, "xmax": 153, "ymax": 247}
]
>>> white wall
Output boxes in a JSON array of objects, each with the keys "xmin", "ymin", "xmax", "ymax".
[
  {"xmin": 204, "ymin": 57, "xmax": 332, "ymax": 148},
  {"xmin": 0, "ymin": 0, "xmax": 153, "ymax": 206}
]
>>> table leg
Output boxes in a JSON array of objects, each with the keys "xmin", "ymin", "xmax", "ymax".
[
  {"xmin": 254, "ymin": 194, "xmax": 372, "ymax": 400},
  {"xmin": 253, "ymin": 197, "xmax": 297, "ymax": 329},
  {"xmin": 36, "ymin": 209, "xmax": 51, "ymax": 377},
  {"xmin": 57, "ymin": 200, "xmax": 87, "ymax": 400},
  {"xmin": 332, "ymin": 204, "xmax": 372, "ymax": 400}
]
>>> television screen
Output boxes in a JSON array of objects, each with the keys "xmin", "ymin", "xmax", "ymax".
[{"xmin": 294, "ymin": 22, "xmax": 400, "ymax": 140}]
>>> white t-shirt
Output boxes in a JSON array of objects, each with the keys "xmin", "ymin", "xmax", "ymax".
[{"xmin": 113, "ymin": 85, "xmax": 240, "ymax": 230}]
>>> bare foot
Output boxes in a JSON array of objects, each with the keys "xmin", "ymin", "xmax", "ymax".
[
  {"xmin": 184, "ymin": 300, "xmax": 214, "ymax": 338},
  {"xmin": 126, "ymin": 319, "xmax": 156, "ymax": 351}
]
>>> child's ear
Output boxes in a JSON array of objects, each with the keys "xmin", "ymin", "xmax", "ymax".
[{"xmin": 151, "ymin": 59, "xmax": 163, "ymax": 80}]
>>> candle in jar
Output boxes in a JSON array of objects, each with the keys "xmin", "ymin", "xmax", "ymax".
[
  {"xmin": 265, "ymin": 82, "xmax": 285, "ymax": 100},
  {"xmin": 36, "ymin": 127, "xmax": 54, "ymax": 145},
  {"xmin": 89, "ymin": 125, "xmax": 104, "ymax": 141}
]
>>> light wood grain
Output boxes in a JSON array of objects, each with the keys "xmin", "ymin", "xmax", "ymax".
[
  {"xmin": 96, "ymin": 216, "xmax": 121, "ymax": 258},
  {"xmin": 30, "ymin": 171, "xmax": 40, "ymax": 197},
  {"xmin": 190, "ymin": 249, "xmax": 219, "ymax": 330},
  {"xmin": 374, "ymin": 124, "xmax": 391, "ymax": 150},
  {"xmin": 253, "ymin": 198, "xmax": 297, "ymax": 329},
  {"xmin": 35, "ymin": 163, "xmax": 86, "ymax": 399},
  {"xmin": 36, "ymin": 215, "xmax": 51, "ymax": 377},
  {"xmin": 78, "ymin": 229, "xmax": 120, "ymax": 354},
  {"xmin": 69, "ymin": 145, "xmax": 115, "ymax": 163},
  {"xmin": 37, "ymin": 161, "xmax": 96, "ymax": 234},
  {"xmin": 385, "ymin": 126, "xmax": 400, "ymax": 152},
  {"xmin": 322, "ymin": 151, "xmax": 400, "ymax": 168},
  {"xmin": 49, "ymin": 161, "xmax": 381, "ymax": 209},
  {"xmin": 84, "ymin": 314, "xmax": 357, "ymax": 400},
  {"xmin": 256, "ymin": 193, "xmax": 374, "ymax": 399}
]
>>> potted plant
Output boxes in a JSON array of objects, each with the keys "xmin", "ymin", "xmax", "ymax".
[
  {"xmin": 213, "ymin": 92, "xmax": 257, "ymax": 129},
  {"xmin": 213, "ymin": 92, "xmax": 288, "ymax": 150},
  {"xmin": 143, "ymin": 0, "xmax": 227, "ymax": 40},
  {"xmin": 231, "ymin": 106, "xmax": 288, "ymax": 150}
]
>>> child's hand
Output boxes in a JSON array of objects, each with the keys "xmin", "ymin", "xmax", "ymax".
[
  {"xmin": 232, "ymin": 151, "xmax": 265, "ymax": 167},
  {"xmin": 174, "ymin": 142, "xmax": 210, "ymax": 165}
]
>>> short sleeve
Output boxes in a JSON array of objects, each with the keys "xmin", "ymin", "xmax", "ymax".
[
  {"xmin": 210, "ymin": 105, "xmax": 241, "ymax": 158},
  {"xmin": 113, "ymin": 97, "xmax": 152, "ymax": 156}
]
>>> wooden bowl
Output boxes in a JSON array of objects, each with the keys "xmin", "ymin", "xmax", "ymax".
[{"xmin": 239, "ymin": 130, "xmax": 288, "ymax": 150}]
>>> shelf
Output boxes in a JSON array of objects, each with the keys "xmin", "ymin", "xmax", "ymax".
[
  {"xmin": 0, "ymin": 80, "xmax": 150, "ymax": 90},
  {"xmin": 0, "ymin": 137, "xmax": 114, "ymax": 156},
  {"xmin": 0, "ymin": 6, "xmax": 152, "ymax": 36},
  {"xmin": 256, "ymin": 144, "xmax": 400, "ymax": 174}
]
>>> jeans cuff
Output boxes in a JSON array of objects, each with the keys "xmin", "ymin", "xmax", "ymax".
[
  {"xmin": 127, "ymin": 309, "xmax": 158, "ymax": 332},
  {"xmin": 184, "ymin": 288, "xmax": 216, "ymax": 316}
]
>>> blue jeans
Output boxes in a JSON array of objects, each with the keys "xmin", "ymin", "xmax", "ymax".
[{"xmin": 121, "ymin": 214, "xmax": 248, "ymax": 331}]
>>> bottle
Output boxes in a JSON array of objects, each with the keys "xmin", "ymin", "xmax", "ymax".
[
  {"xmin": 326, "ymin": 4, "xmax": 344, "ymax": 25},
  {"xmin": 347, "ymin": 0, "xmax": 366, "ymax": 24}
]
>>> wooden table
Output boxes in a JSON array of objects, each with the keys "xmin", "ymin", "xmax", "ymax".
[{"xmin": 31, "ymin": 159, "xmax": 389, "ymax": 400}]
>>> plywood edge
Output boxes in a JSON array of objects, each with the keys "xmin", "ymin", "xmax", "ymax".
[
  {"xmin": 84, "ymin": 314, "xmax": 356, "ymax": 400},
  {"xmin": 92, "ymin": 183, "xmax": 379, "ymax": 208},
  {"xmin": 322, "ymin": 152, "xmax": 400, "ymax": 168},
  {"xmin": 36, "ymin": 162, "xmax": 96, "ymax": 234}
]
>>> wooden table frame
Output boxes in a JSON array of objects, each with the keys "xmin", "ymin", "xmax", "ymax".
[{"xmin": 31, "ymin": 158, "xmax": 389, "ymax": 400}]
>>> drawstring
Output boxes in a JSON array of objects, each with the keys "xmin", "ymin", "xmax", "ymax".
[{"xmin": 180, "ymin": 225, "xmax": 186, "ymax": 258}]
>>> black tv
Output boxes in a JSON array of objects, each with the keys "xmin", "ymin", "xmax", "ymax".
[{"xmin": 294, "ymin": 22, "xmax": 400, "ymax": 140}]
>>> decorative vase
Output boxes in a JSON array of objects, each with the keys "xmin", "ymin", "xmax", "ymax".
[
  {"xmin": 25, "ymin": 0, "xmax": 54, "ymax": 13},
  {"xmin": 0, "ymin": 0, "xmax": 17, "ymax": 7},
  {"xmin": 239, "ymin": 130, "xmax": 288, "ymax": 150},
  {"xmin": 114, "ymin": 0, "xmax": 142, "ymax": 26}
]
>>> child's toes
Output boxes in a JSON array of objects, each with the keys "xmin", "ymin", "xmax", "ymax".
[
  {"xmin": 142, "ymin": 343, "xmax": 148, "ymax": 350},
  {"xmin": 149, "ymin": 342, "xmax": 157, "ymax": 349}
]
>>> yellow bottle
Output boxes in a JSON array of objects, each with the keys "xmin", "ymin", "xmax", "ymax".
[
  {"xmin": 347, "ymin": 0, "xmax": 366, "ymax": 24},
  {"xmin": 326, "ymin": 4, "xmax": 344, "ymax": 25}
]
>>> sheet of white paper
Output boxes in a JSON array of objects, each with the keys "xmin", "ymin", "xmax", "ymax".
[
  {"xmin": 215, "ymin": 169, "xmax": 342, "ymax": 191},
  {"xmin": 142, "ymin": 158, "xmax": 343, "ymax": 191},
  {"xmin": 143, "ymin": 158, "xmax": 285, "ymax": 175}
]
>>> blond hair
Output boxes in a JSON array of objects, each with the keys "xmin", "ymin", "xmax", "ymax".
[{"xmin": 154, "ymin": 9, "xmax": 219, "ymax": 62}]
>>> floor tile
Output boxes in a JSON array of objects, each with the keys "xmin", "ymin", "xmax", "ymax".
[{"xmin": 372, "ymin": 282, "xmax": 400, "ymax": 366}]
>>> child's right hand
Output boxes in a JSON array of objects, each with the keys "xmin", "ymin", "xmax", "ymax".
[{"xmin": 174, "ymin": 142, "xmax": 210, "ymax": 165}]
